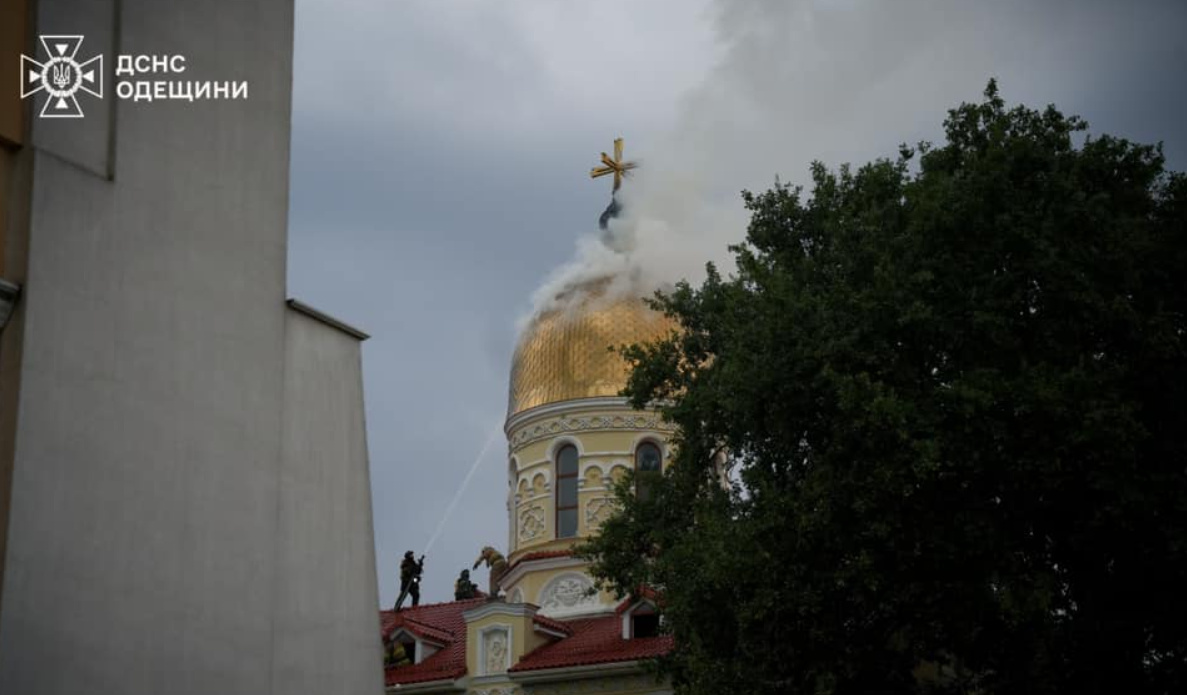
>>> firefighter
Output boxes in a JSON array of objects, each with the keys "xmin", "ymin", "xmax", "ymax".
[{"xmin": 394, "ymin": 551, "xmax": 424, "ymax": 610}]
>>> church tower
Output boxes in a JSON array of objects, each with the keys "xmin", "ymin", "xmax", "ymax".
[
  {"xmin": 501, "ymin": 280, "xmax": 676, "ymax": 617},
  {"xmin": 381, "ymin": 141, "xmax": 678, "ymax": 693},
  {"xmin": 499, "ymin": 139, "xmax": 675, "ymax": 617}
]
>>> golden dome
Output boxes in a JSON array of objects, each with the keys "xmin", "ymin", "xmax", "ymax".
[{"xmin": 508, "ymin": 279, "xmax": 678, "ymax": 418}]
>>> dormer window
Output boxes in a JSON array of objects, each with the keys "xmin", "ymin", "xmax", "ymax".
[
  {"xmin": 384, "ymin": 628, "xmax": 442, "ymax": 668},
  {"xmin": 631, "ymin": 605, "xmax": 660, "ymax": 638},
  {"xmin": 620, "ymin": 598, "xmax": 662, "ymax": 639},
  {"xmin": 384, "ymin": 633, "xmax": 416, "ymax": 667}
]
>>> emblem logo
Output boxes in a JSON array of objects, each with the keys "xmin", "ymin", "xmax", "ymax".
[{"xmin": 20, "ymin": 36, "xmax": 104, "ymax": 118}]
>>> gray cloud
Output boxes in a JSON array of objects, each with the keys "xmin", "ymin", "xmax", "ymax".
[
  {"xmin": 287, "ymin": 0, "xmax": 1187, "ymax": 604},
  {"xmin": 538, "ymin": 0, "xmax": 1187, "ymax": 315}
]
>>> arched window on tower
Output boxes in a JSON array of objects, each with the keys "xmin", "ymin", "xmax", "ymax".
[
  {"xmin": 508, "ymin": 457, "xmax": 517, "ymax": 550},
  {"xmin": 635, "ymin": 442, "xmax": 662, "ymax": 502},
  {"xmin": 556, "ymin": 445, "xmax": 579, "ymax": 538}
]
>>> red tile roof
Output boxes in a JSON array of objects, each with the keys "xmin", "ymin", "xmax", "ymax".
[
  {"xmin": 510, "ymin": 614, "xmax": 673, "ymax": 672},
  {"xmin": 396, "ymin": 616, "xmax": 455, "ymax": 645},
  {"xmin": 532, "ymin": 613, "xmax": 573, "ymax": 636},
  {"xmin": 381, "ymin": 597, "xmax": 486, "ymax": 686},
  {"xmin": 615, "ymin": 586, "xmax": 663, "ymax": 614},
  {"xmin": 380, "ymin": 598, "xmax": 673, "ymax": 684}
]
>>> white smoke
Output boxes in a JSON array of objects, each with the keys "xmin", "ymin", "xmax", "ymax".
[{"xmin": 526, "ymin": 0, "xmax": 1174, "ymax": 319}]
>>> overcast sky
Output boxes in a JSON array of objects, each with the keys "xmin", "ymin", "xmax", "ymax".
[{"xmin": 284, "ymin": 0, "xmax": 1187, "ymax": 605}]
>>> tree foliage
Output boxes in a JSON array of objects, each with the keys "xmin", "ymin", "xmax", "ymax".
[{"xmin": 577, "ymin": 82, "xmax": 1187, "ymax": 695}]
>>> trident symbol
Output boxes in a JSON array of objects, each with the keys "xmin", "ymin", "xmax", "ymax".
[
  {"xmin": 21, "ymin": 35, "xmax": 104, "ymax": 118},
  {"xmin": 52, "ymin": 63, "xmax": 71, "ymax": 89}
]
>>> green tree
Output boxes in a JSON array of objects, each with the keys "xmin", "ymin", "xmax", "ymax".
[{"xmin": 578, "ymin": 82, "xmax": 1187, "ymax": 695}]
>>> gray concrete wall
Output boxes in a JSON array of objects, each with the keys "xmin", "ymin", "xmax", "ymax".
[
  {"xmin": 274, "ymin": 308, "xmax": 383, "ymax": 695},
  {"xmin": 0, "ymin": 1, "xmax": 382, "ymax": 694}
]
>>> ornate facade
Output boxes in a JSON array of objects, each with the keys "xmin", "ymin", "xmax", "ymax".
[
  {"xmin": 502, "ymin": 280, "xmax": 677, "ymax": 620},
  {"xmin": 383, "ymin": 276, "xmax": 676, "ymax": 694}
]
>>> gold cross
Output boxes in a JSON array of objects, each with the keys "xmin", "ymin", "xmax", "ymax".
[{"xmin": 589, "ymin": 137, "xmax": 638, "ymax": 193}]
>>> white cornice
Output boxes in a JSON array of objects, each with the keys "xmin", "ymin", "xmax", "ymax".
[
  {"xmin": 384, "ymin": 677, "xmax": 463, "ymax": 693},
  {"xmin": 501, "ymin": 555, "xmax": 587, "ymax": 589},
  {"xmin": 462, "ymin": 600, "xmax": 538, "ymax": 623},
  {"xmin": 507, "ymin": 408, "xmax": 676, "ymax": 452},
  {"xmin": 505, "ymin": 397, "xmax": 631, "ymax": 434},
  {"xmin": 465, "ymin": 673, "xmax": 517, "ymax": 688},
  {"xmin": 509, "ymin": 660, "xmax": 644, "ymax": 684}
]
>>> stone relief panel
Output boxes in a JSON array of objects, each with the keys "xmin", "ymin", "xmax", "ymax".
[
  {"xmin": 538, "ymin": 572, "xmax": 601, "ymax": 617},
  {"xmin": 482, "ymin": 627, "xmax": 510, "ymax": 675},
  {"xmin": 584, "ymin": 496, "xmax": 618, "ymax": 528},
  {"xmin": 518, "ymin": 505, "xmax": 546, "ymax": 542}
]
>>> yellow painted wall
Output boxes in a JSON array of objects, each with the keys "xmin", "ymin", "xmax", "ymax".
[
  {"xmin": 506, "ymin": 567, "xmax": 621, "ymax": 610},
  {"xmin": 509, "ymin": 408, "xmax": 671, "ymax": 556},
  {"xmin": 503, "ymin": 404, "xmax": 672, "ymax": 609},
  {"xmin": 458, "ymin": 606, "xmax": 671, "ymax": 695},
  {"xmin": 463, "ymin": 609, "xmax": 550, "ymax": 677}
]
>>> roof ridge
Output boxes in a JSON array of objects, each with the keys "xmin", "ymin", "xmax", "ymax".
[
  {"xmin": 397, "ymin": 617, "xmax": 456, "ymax": 641},
  {"xmin": 532, "ymin": 614, "xmax": 574, "ymax": 635},
  {"xmin": 512, "ymin": 635, "xmax": 555, "ymax": 667},
  {"xmin": 380, "ymin": 595, "xmax": 487, "ymax": 615}
]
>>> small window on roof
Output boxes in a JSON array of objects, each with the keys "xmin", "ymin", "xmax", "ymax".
[
  {"xmin": 630, "ymin": 603, "xmax": 660, "ymax": 638},
  {"xmin": 384, "ymin": 632, "xmax": 417, "ymax": 667}
]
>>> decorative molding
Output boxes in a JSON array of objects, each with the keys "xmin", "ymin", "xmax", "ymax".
[
  {"xmin": 537, "ymin": 572, "xmax": 601, "ymax": 618},
  {"xmin": 579, "ymin": 461, "xmax": 605, "ymax": 481},
  {"xmin": 506, "ymin": 397, "xmax": 631, "ymax": 434},
  {"xmin": 519, "ymin": 468, "xmax": 552, "ymax": 491},
  {"xmin": 546, "ymin": 435, "xmax": 584, "ymax": 460},
  {"xmin": 629, "ymin": 433, "xmax": 669, "ymax": 458},
  {"xmin": 508, "ymin": 587, "xmax": 524, "ymax": 604},
  {"xmin": 509, "ymin": 407, "xmax": 675, "ymax": 450},
  {"xmin": 518, "ymin": 672, "xmax": 660, "ymax": 694},
  {"xmin": 383, "ymin": 676, "xmax": 459, "ymax": 693},
  {"xmin": 500, "ymin": 555, "xmax": 588, "ymax": 589},
  {"xmin": 518, "ymin": 505, "xmax": 546, "ymax": 542},
  {"xmin": 583, "ymin": 497, "xmax": 618, "ymax": 527},
  {"xmin": 464, "ymin": 601, "xmax": 538, "ymax": 622},
  {"xmin": 606, "ymin": 465, "xmax": 631, "ymax": 487},
  {"xmin": 519, "ymin": 454, "xmax": 640, "ymax": 470}
]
